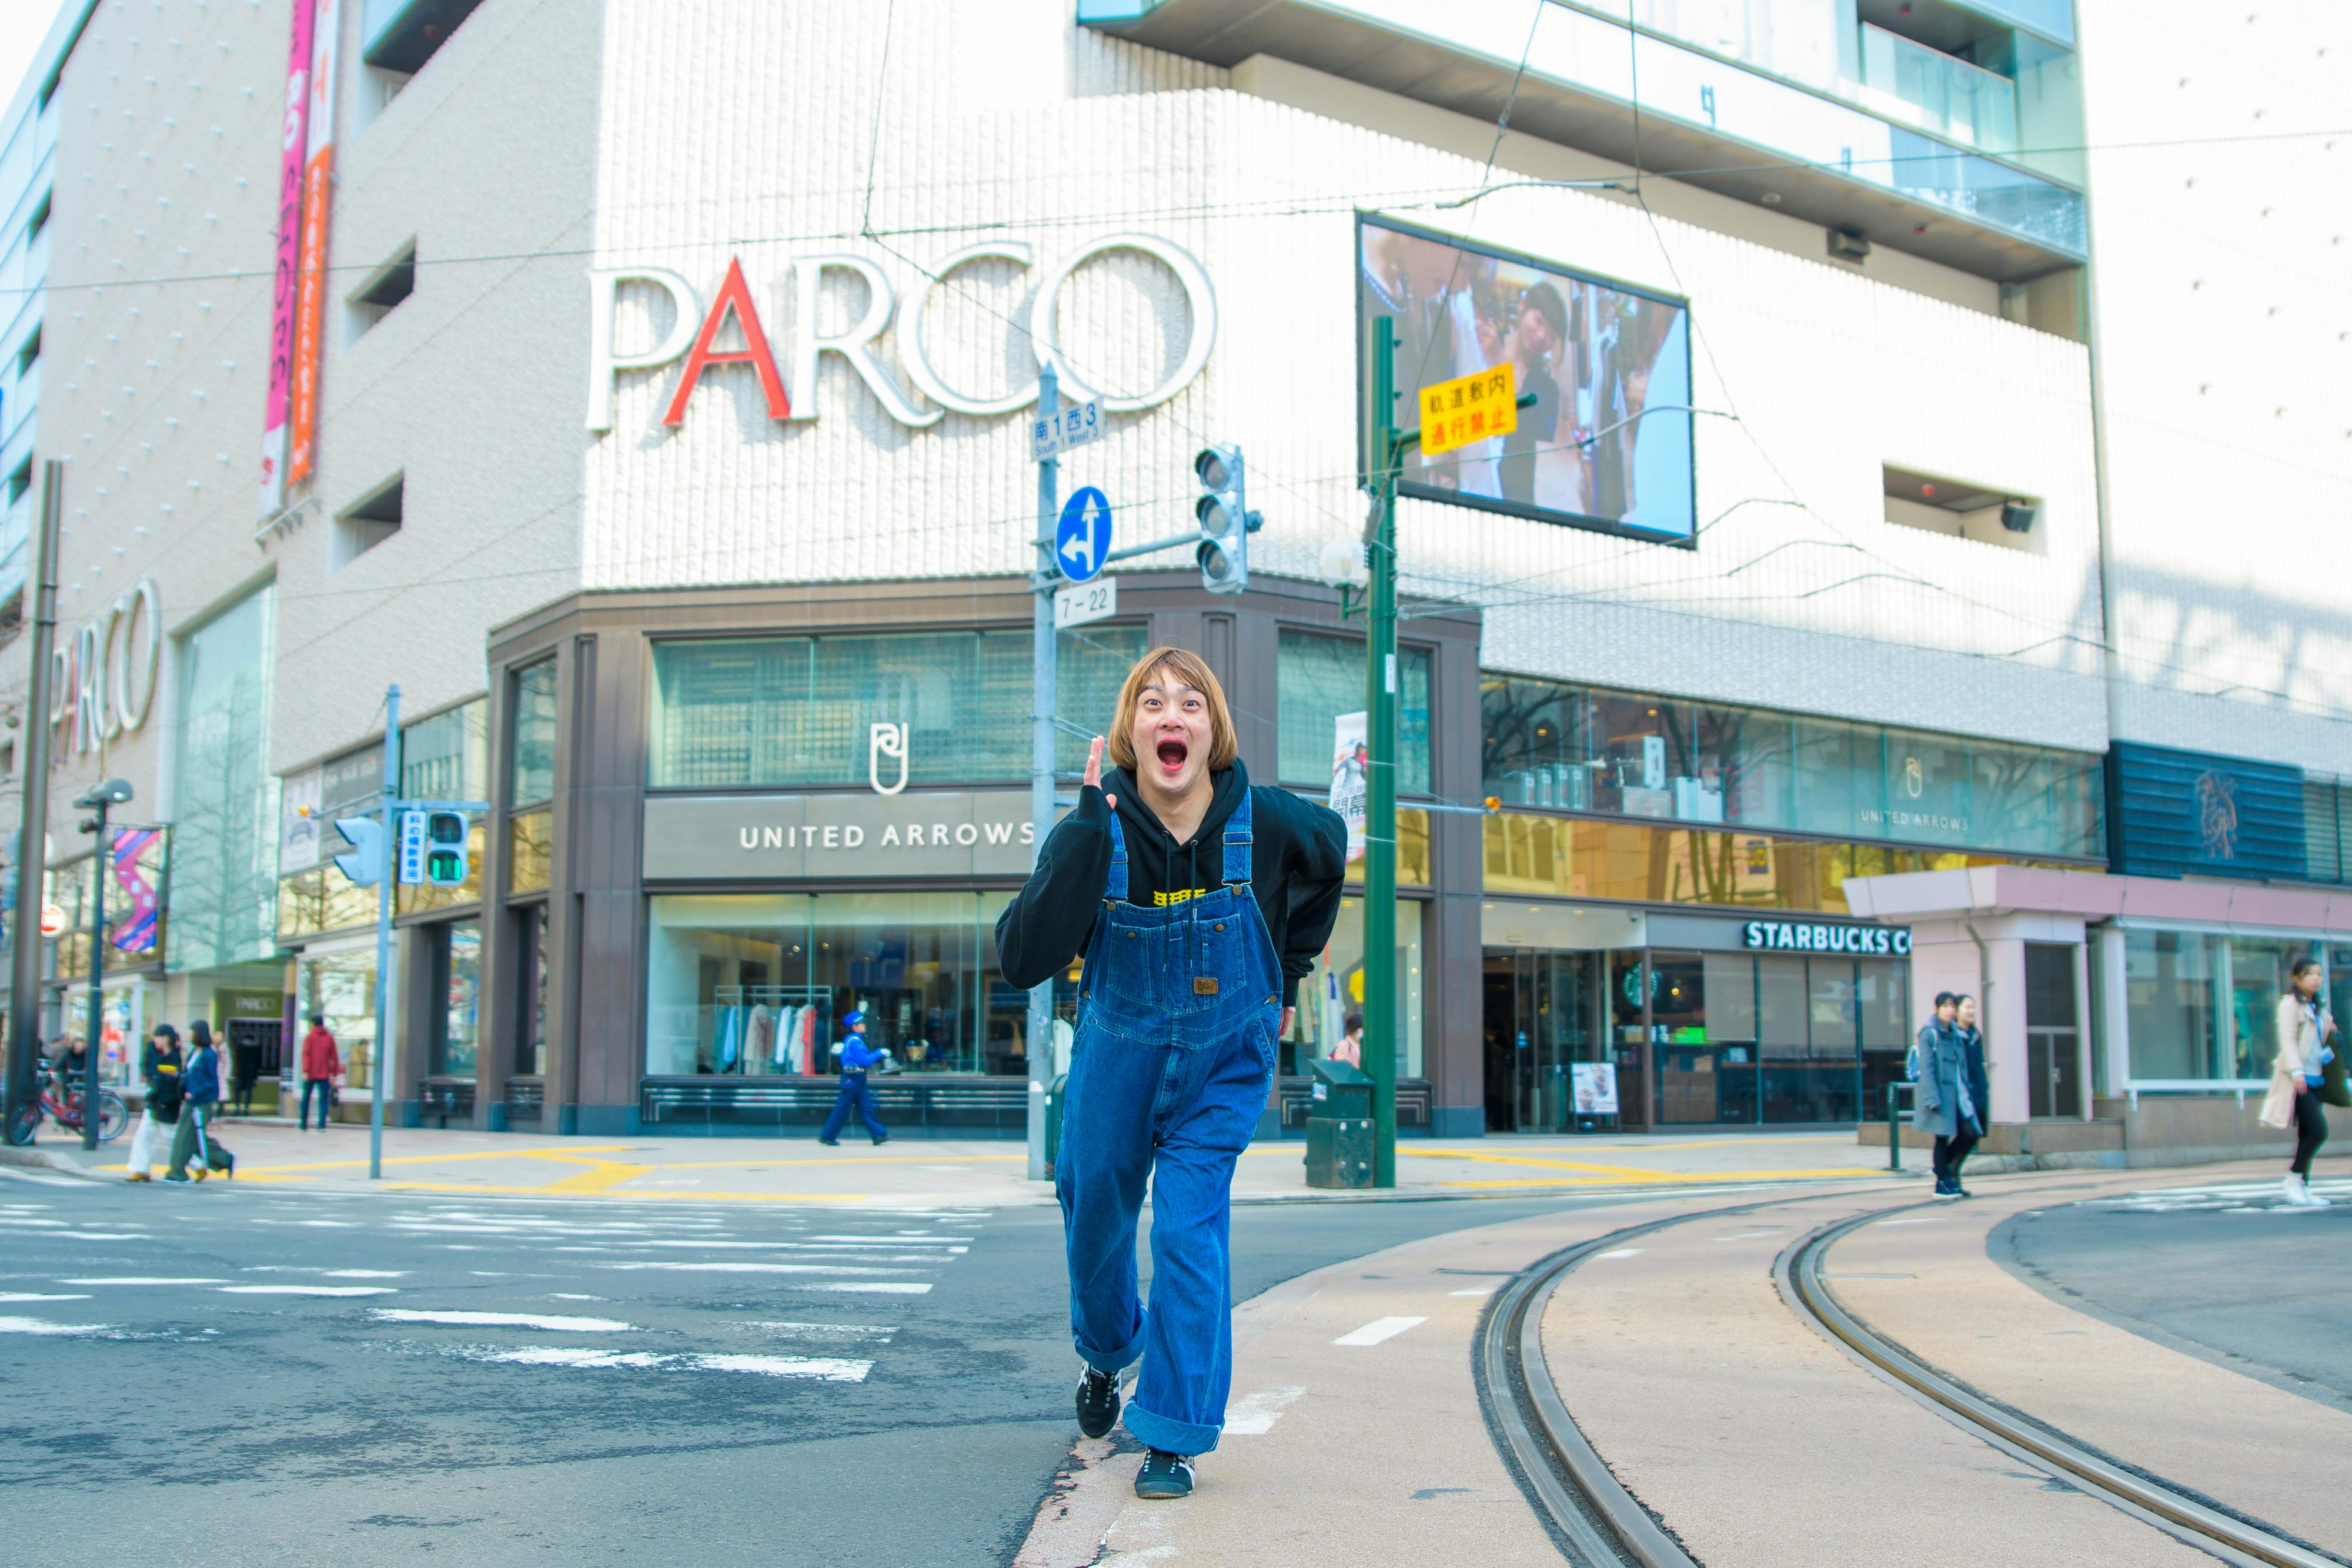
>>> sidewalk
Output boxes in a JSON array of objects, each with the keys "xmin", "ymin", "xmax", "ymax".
[{"xmin": 1, "ymin": 1120, "xmax": 1882, "ymax": 1206}]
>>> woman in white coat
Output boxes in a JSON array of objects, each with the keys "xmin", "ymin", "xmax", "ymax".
[{"xmin": 2259, "ymin": 957, "xmax": 2336, "ymax": 1207}]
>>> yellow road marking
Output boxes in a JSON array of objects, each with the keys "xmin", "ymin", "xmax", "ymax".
[
  {"xmin": 235, "ymin": 1144, "xmax": 636, "ymax": 1177},
  {"xmin": 372, "ymin": 1181, "xmax": 864, "ymax": 1201}
]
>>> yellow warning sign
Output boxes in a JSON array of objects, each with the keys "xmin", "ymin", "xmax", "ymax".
[{"xmin": 1415, "ymin": 362, "xmax": 1516, "ymax": 456}]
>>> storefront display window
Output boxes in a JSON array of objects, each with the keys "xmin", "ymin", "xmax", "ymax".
[
  {"xmin": 429, "ymin": 920, "xmax": 481, "ymax": 1077},
  {"xmin": 2226, "ymin": 937, "xmax": 2302, "ymax": 1084},
  {"xmin": 1646, "ymin": 950, "xmax": 1905, "ymax": 1125},
  {"xmin": 646, "ymin": 892, "xmax": 1025, "ymax": 1077},
  {"xmin": 1481, "ymin": 674, "xmax": 2103, "ymax": 860},
  {"xmin": 1277, "ymin": 632, "xmax": 1431, "ymax": 794},
  {"xmin": 511, "ymin": 658, "xmax": 559, "ymax": 805},
  {"xmin": 278, "ymin": 865, "xmax": 377, "ymax": 945},
  {"xmin": 2121, "ymin": 930, "xmax": 2224, "ymax": 1079},
  {"xmin": 1289, "ymin": 897, "xmax": 1424, "ymax": 1079},
  {"xmin": 51, "ymin": 828, "xmax": 169, "ymax": 982},
  {"xmin": 649, "ymin": 627, "xmax": 1144, "ymax": 790},
  {"xmin": 514, "ymin": 906, "xmax": 547, "ymax": 1076},
  {"xmin": 299, "ymin": 948, "xmax": 382, "ymax": 1092}
]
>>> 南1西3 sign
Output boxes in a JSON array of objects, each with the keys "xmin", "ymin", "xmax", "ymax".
[{"xmin": 1031, "ymin": 400, "xmax": 1104, "ymax": 461}]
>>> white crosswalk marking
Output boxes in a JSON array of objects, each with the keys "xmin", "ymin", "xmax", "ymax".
[
  {"xmin": 373, "ymin": 1309, "xmax": 636, "ymax": 1331},
  {"xmin": 1333, "ymin": 1316, "xmax": 1426, "ymax": 1347}
]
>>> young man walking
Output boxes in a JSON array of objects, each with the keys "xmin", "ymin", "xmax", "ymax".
[
  {"xmin": 998, "ymin": 647, "xmax": 1345, "ymax": 1500},
  {"xmin": 166, "ymin": 1021, "xmax": 235, "ymax": 1183},
  {"xmin": 299, "ymin": 1014, "xmax": 342, "ymax": 1132}
]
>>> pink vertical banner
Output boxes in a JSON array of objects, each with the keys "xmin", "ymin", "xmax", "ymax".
[
  {"xmin": 259, "ymin": 0, "xmax": 317, "ymax": 521},
  {"xmin": 288, "ymin": 0, "xmax": 342, "ymax": 489}
]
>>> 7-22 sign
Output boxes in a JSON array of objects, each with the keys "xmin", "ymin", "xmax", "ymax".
[{"xmin": 1054, "ymin": 576, "xmax": 1118, "ymax": 630}]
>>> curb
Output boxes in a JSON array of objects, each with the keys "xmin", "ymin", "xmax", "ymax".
[{"xmin": 0, "ymin": 1144, "xmax": 104, "ymax": 1176}]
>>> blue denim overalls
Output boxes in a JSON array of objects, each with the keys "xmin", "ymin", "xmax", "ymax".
[{"xmin": 1055, "ymin": 787, "xmax": 1282, "ymax": 1457}]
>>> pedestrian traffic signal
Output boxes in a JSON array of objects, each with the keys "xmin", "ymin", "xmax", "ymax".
[
  {"xmin": 333, "ymin": 817, "xmax": 386, "ymax": 887},
  {"xmin": 423, "ymin": 811, "xmax": 470, "ymax": 887},
  {"xmin": 1194, "ymin": 444, "xmax": 1260, "ymax": 596}
]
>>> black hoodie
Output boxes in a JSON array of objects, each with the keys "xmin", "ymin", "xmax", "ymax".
[{"xmin": 995, "ymin": 757, "xmax": 1348, "ymax": 1009}]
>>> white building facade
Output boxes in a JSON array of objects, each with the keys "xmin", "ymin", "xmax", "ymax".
[{"xmin": 0, "ymin": 0, "xmax": 2339, "ymax": 1154}]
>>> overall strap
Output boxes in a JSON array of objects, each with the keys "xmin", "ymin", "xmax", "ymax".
[
  {"xmin": 1221, "ymin": 787, "xmax": 1254, "ymax": 887},
  {"xmin": 1106, "ymin": 807, "xmax": 1129, "ymax": 905}
]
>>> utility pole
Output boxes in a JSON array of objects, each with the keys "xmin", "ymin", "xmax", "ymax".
[
  {"xmin": 1362, "ymin": 319, "xmax": 1401, "ymax": 1188},
  {"xmin": 4, "ymin": 462, "xmax": 66, "ymax": 1146},
  {"xmin": 72, "ymin": 781, "xmax": 133, "ymax": 1151},
  {"xmin": 1025, "ymin": 366, "xmax": 1060, "ymax": 1183},
  {"xmin": 369, "ymin": 685, "xmax": 399, "ymax": 1181}
]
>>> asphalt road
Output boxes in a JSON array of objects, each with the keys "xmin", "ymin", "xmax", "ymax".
[
  {"xmin": 1993, "ymin": 1171, "xmax": 2352, "ymax": 1413},
  {"xmin": 0, "ymin": 1165, "xmax": 1596, "ymax": 1567}
]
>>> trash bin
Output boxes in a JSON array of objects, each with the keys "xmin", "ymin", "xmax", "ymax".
[
  {"xmin": 1044, "ymin": 1072, "xmax": 1068, "ymax": 1181},
  {"xmin": 1303, "ymin": 1057, "xmax": 1374, "ymax": 1189}
]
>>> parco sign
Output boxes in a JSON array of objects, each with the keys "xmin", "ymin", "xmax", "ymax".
[
  {"xmin": 50, "ymin": 578, "xmax": 162, "ymax": 757},
  {"xmin": 585, "ymin": 232, "xmax": 1216, "ymax": 433}
]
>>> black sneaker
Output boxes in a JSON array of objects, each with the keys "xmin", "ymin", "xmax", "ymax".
[
  {"xmin": 817, "ymin": 1137, "xmax": 840, "ymax": 1147},
  {"xmin": 1934, "ymin": 1180, "xmax": 1961, "ymax": 1199},
  {"xmin": 871, "ymin": 1134, "xmax": 890, "ymax": 1146},
  {"xmin": 1134, "ymin": 1450, "xmax": 1195, "ymax": 1500},
  {"xmin": 1076, "ymin": 1368, "xmax": 1120, "ymax": 1439}
]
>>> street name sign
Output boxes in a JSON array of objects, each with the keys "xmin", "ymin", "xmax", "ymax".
[
  {"xmin": 1056, "ymin": 486, "xmax": 1113, "ymax": 583},
  {"xmin": 1054, "ymin": 575, "xmax": 1119, "ymax": 630},
  {"xmin": 1031, "ymin": 399, "xmax": 1105, "ymax": 461}
]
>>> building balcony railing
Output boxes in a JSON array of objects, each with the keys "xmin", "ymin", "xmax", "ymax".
[{"xmin": 1081, "ymin": 0, "xmax": 2085, "ymax": 279}]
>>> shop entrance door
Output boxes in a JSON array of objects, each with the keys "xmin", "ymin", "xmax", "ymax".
[
  {"xmin": 1482, "ymin": 950, "xmax": 1611, "ymax": 1132},
  {"xmin": 2025, "ymin": 942, "xmax": 2082, "ymax": 1119}
]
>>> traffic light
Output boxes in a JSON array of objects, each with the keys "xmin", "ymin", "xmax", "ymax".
[
  {"xmin": 423, "ymin": 811, "xmax": 470, "ymax": 887},
  {"xmin": 333, "ymin": 817, "xmax": 386, "ymax": 887},
  {"xmin": 1195, "ymin": 444, "xmax": 1261, "ymax": 596}
]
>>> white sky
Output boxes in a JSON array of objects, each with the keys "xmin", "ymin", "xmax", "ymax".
[{"xmin": 2, "ymin": 0, "xmax": 74, "ymax": 116}]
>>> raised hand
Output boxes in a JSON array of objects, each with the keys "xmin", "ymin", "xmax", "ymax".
[{"xmin": 1083, "ymin": 736, "xmax": 1118, "ymax": 811}]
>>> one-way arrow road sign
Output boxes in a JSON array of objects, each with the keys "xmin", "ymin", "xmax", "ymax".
[{"xmin": 1057, "ymin": 486, "xmax": 1112, "ymax": 583}]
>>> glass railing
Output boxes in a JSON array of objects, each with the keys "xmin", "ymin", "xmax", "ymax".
[
  {"xmin": 1301, "ymin": 1, "xmax": 2083, "ymax": 253},
  {"xmin": 1629, "ymin": 0, "xmax": 1845, "ymax": 94},
  {"xmin": 1857, "ymin": 23, "xmax": 2017, "ymax": 155}
]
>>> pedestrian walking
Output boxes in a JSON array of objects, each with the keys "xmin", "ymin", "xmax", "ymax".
[
  {"xmin": 1329, "ymin": 1012, "xmax": 1365, "ymax": 1068},
  {"xmin": 997, "ymin": 646, "xmax": 1346, "ymax": 1501},
  {"xmin": 1950, "ymin": 993, "xmax": 1992, "ymax": 1192},
  {"xmin": 816, "ymin": 1010, "xmax": 889, "ymax": 1147},
  {"xmin": 227, "ymin": 1027, "xmax": 261, "ymax": 1116},
  {"xmin": 299, "ymin": 1014, "xmax": 342, "ymax": 1132},
  {"xmin": 1911, "ymin": 992, "xmax": 1980, "ymax": 1199},
  {"xmin": 2260, "ymin": 957, "xmax": 2336, "ymax": 1207},
  {"xmin": 166, "ymin": 1021, "xmax": 235, "ymax": 1183},
  {"xmin": 125, "ymin": 1025, "xmax": 185, "ymax": 1182}
]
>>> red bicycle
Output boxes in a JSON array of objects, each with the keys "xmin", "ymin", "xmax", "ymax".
[{"xmin": 5, "ymin": 1076, "xmax": 127, "ymax": 1146}]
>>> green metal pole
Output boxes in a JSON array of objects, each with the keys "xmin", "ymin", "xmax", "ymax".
[{"xmin": 1365, "ymin": 317, "xmax": 1399, "ymax": 1189}]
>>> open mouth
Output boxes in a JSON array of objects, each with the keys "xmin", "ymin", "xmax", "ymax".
[{"xmin": 1155, "ymin": 737, "xmax": 1190, "ymax": 773}]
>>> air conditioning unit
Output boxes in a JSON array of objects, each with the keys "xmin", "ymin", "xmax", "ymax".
[{"xmin": 1828, "ymin": 229, "xmax": 1872, "ymax": 262}]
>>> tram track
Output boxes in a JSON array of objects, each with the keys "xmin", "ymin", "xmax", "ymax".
[{"xmin": 1475, "ymin": 1178, "xmax": 2349, "ymax": 1568}]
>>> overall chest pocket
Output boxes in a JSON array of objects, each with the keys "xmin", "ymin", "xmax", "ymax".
[{"xmin": 1097, "ymin": 900, "xmax": 1254, "ymax": 1015}]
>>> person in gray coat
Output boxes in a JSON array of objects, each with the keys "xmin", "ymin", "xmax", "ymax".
[{"xmin": 1910, "ymin": 992, "xmax": 1979, "ymax": 1199}]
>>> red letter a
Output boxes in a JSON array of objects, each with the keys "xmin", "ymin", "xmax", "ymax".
[{"xmin": 662, "ymin": 258, "xmax": 791, "ymax": 426}]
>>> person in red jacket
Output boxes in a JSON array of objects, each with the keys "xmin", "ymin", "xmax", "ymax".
[{"xmin": 299, "ymin": 1015, "xmax": 342, "ymax": 1132}]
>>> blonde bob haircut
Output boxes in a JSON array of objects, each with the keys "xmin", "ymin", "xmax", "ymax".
[{"xmin": 1106, "ymin": 647, "xmax": 1239, "ymax": 773}]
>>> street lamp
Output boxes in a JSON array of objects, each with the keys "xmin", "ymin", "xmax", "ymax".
[{"xmin": 72, "ymin": 779, "xmax": 133, "ymax": 1153}]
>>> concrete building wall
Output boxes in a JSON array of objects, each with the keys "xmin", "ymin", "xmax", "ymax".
[
  {"xmin": 2077, "ymin": 1, "xmax": 2352, "ymax": 773},
  {"xmin": 582, "ymin": 0, "xmax": 2107, "ymax": 753}
]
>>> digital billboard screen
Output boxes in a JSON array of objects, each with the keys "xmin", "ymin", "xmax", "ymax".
[{"xmin": 1358, "ymin": 215, "xmax": 1695, "ymax": 545}]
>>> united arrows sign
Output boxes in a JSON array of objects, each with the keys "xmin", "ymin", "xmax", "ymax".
[{"xmin": 643, "ymin": 790, "xmax": 1063, "ymax": 881}]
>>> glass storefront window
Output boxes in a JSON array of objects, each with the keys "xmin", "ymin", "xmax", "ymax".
[
  {"xmin": 1481, "ymin": 674, "xmax": 2103, "ymax": 860},
  {"xmin": 1278, "ymin": 632, "xmax": 1432, "ymax": 794},
  {"xmin": 507, "ymin": 810, "xmax": 552, "ymax": 895},
  {"xmin": 1344, "ymin": 806, "xmax": 1432, "ymax": 888},
  {"xmin": 514, "ymin": 906, "xmax": 547, "ymax": 1076},
  {"xmin": 299, "ymin": 948, "xmax": 382, "ymax": 1092},
  {"xmin": 646, "ymin": 892, "xmax": 1024, "ymax": 1077},
  {"xmin": 1642, "ymin": 950, "xmax": 1903, "ymax": 1125},
  {"xmin": 1289, "ymin": 897, "xmax": 1425, "ymax": 1079},
  {"xmin": 403, "ymin": 700, "xmax": 487, "ymax": 804},
  {"xmin": 1481, "ymin": 810, "xmax": 2072, "ymax": 911},
  {"xmin": 511, "ymin": 658, "xmax": 559, "ymax": 805},
  {"xmin": 2227, "ymin": 937, "xmax": 2307, "ymax": 1085},
  {"xmin": 278, "ymin": 864, "xmax": 379, "ymax": 945},
  {"xmin": 429, "ymin": 920, "xmax": 480, "ymax": 1078},
  {"xmin": 173, "ymin": 583, "xmax": 280, "ymax": 972},
  {"xmin": 649, "ymin": 627, "xmax": 1144, "ymax": 790},
  {"xmin": 2121, "ymin": 930, "xmax": 2222, "ymax": 1080}
]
